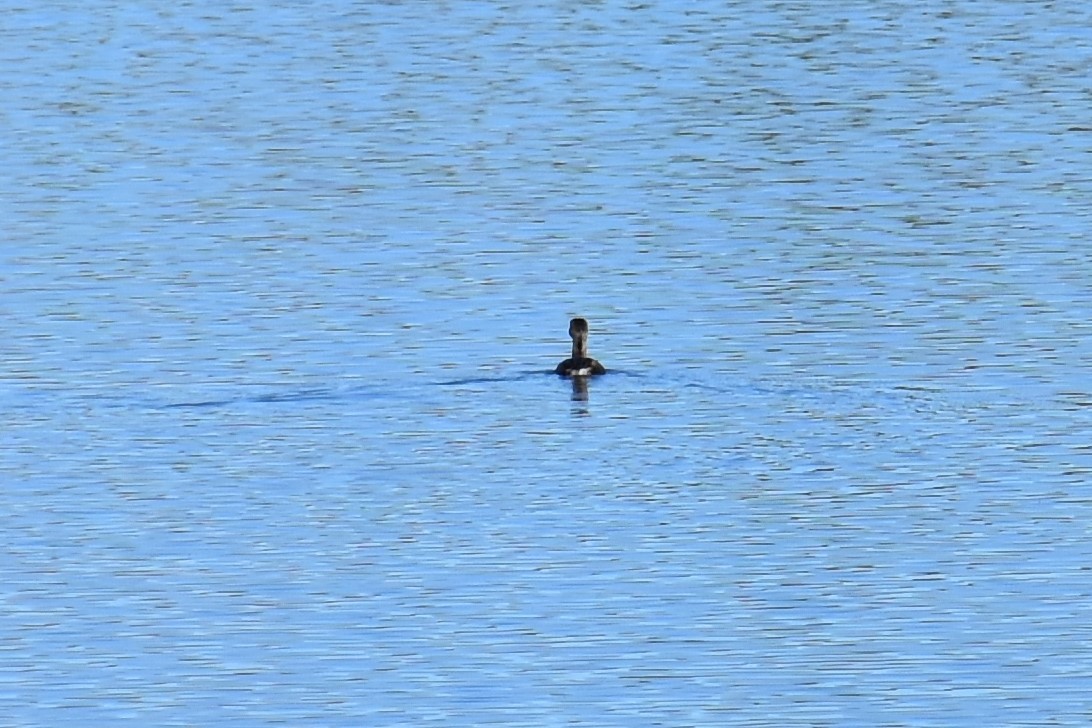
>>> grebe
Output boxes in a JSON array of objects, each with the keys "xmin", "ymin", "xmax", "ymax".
[{"xmin": 555, "ymin": 317, "xmax": 606, "ymax": 376}]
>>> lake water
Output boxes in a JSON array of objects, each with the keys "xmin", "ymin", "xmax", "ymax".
[{"xmin": 4, "ymin": 1, "xmax": 1092, "ymax": 725}]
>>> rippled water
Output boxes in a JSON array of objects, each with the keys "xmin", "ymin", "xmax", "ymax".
[{"xmin": 5, "ymin": 1, "xmax": 1092, "ymax": 725}]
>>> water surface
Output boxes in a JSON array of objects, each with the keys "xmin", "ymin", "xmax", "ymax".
[{"xmin": 4, "ymin": 1, "xmax": 1092, "ymax": 725}]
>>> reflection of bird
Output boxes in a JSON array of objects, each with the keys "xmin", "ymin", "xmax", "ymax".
[{"xmin": 555, "ymin": 318, "xmax": 606, "ymax": 376}]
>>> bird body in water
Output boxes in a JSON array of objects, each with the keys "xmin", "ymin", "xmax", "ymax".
[{"xmin": 555, "ymin": 317, "xmax": 606, "ymax": 376}]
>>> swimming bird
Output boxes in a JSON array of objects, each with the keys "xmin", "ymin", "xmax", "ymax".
[{"xmin": 555, "ymin": 317, "xmax": 606, "ymax": 376}]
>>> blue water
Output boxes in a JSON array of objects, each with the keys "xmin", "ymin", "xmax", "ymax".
[{"xmin": 5, "ymin": 1, "xmax": 1092, "ymax": 725}]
